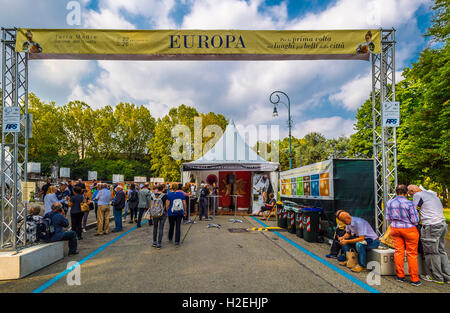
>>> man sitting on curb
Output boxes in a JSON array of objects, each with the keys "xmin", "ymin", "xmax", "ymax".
[
  {"xmin": 44, "ymin": 202, "xmax": 78, "ymax": 256},
  {"xmin": 336, "ymin": 210, "xmax": 380, "ymax": 273}
]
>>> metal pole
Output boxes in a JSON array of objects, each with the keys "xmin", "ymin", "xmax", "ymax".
[
  {"xmin": 288, "ymin": 97, "xmax": 292, "ymax": 170},
  {"xmin": 269, "ymin": 91, "xmax": 293, "ymax": 170},
  {"xmin": 1, "ymin": 28, "xmax": 6, "ymax": 247}
]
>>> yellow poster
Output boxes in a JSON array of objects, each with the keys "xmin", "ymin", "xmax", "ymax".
[
  {"xmin": 16, "ymin": 28, "xmax": 381, "ymax": 61},
  {"xmin": 21, "ymin": 181, "xmax": 36, "ymax": 202}
]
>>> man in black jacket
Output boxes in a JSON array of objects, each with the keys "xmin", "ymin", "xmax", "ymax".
[
  {"xmin": 112, "ymin": 185, "xmax": 125, "ymax": 232},
  {"xmin": 44, "ymin": 203, "xmax": 78, "ymax": 255}
]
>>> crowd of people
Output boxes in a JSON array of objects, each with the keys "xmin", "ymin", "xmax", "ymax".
[
  {"xmin": 24, "ymin": 179, "xmax": 221, "ymax": 255},
  {"xmin": 325, "ymin": 184, "xmax": 449, "ymax": 287},
  {"xmin": 23, "ymin": 178, "xmax": 449, "ymax": 287}
]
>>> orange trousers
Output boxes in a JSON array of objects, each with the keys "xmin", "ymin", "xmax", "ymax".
[{"xmin": 390, "ymin": 227, "xmax": 419, "ymax": 282}]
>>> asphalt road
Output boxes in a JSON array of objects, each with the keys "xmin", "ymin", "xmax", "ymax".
[{"xmin": 0, "ymin": 215, "xmax": 449, "ymax": 293}]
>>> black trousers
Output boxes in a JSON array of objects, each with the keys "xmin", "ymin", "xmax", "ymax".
[
  {"xmin": 198, "ymin": 197, "xmax": 208, "ymax": 220},
  {"xmin": 71, "ymin": 212, "xmax": 84, "ymax": 239},
  {"xmin": 128, "ymin": 205, "xmax": 138, "ymax": 221},
  {"xmin": 330, "ymin": 228, "xmax": 348, "ymax": 256},
  {"xmin": 168, "ymin": 215, "xmax": 183, "ymax": 244}
]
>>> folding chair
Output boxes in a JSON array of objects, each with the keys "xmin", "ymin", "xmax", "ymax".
[{"xmin": 265, "ymin": 204, "xmax": 277, "ymax": 222}]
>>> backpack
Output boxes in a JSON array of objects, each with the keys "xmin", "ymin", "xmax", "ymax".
[
  {"xmin": 129, "ymin": 190, "xmax": 138, "ymax": 202},
  {"xmin": 172, "ymin": 198, "xmax": 184, "ymax": 213},
  {"xmin": 150, "ymin": 194, "xmax": 165, "ymax": 218},
  {"xmin": 36, "ymin": 216, "xmax": 54, "ymax": 242}
]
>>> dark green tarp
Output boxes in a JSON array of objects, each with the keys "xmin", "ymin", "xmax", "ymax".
[{"xmin": 281, "ymin": 159, "xmax": 375, "ymax": 238}]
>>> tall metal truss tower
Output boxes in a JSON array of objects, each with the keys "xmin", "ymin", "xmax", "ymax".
[
  {"xmin": 1, "ymin": 28, "xmax": 29, "ymax": 250},
  {"xmin": 372, "ymin": 29, "xmax": 397, "ymax": 236}
]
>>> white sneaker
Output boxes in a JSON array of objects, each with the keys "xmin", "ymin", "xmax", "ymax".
[
  {"xmin": 421, "ymin": 275, "xmax": 444, "ymax": 284},
  {"xmin": 82, "ymin": 229, "xmax": 86, "ymax": 233}
]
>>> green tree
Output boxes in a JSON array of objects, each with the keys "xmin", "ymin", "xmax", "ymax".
[
  {"xmin": 28, "ymin": 93, "xmax": 66, "ymax": 175},
  {"xmin": 113, "ymin": 102, "xmax": 156, "ymax": 159},
  {"xmin": 148, "ymin": 105, "xmax": 227, "ymax": 181},
  {"xmin": 426, "ymin": 0, "xmax": 449, "ymax": 43},
  {"xmin": 327, "ymin": 136, "xmax": 351, "ymax": 158},
  {"xmin": 61, "ymin": 101, "xmax": 97, "ymax": 159}
]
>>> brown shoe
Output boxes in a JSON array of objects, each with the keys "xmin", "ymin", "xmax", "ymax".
[
  {"xmin": 351, "ymin": 265, "xmax": 367, "ymax": 272},
  {"xmin": 339, "ymin": 261, "xmax": 347, "ymax": 266}
]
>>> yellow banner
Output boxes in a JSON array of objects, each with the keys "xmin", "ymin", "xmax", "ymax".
[{"xmin": 16, "ymin": 28, "xmax": 381, "ymax": 61}]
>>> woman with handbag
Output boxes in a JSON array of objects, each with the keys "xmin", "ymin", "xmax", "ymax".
[{"xmin": 69, "ymin": 186, "xmax": 86, "ymax": 240}]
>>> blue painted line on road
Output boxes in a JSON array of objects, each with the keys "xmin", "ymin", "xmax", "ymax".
[
  {"xmin": 250, "ymin": 216, "xmax": 381, "ymax": 294},
  {"xmin": 32, "ymin": 220, "xmax": 148, "ymax": 293}
]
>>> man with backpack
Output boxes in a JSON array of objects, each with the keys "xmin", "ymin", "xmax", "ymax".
[
  {"xmin": 150, "ymin": 184, "xmax": 168, "ymax": 249},
  {"xmin": 41, "ymin": 202, "xmax": 78, "ymax": 256},
  {"xmin": 137, "ymin": 182, "xmax": 153, "ymax": 227}
]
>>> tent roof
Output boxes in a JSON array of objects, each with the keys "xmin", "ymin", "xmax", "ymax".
[{"xmin": 182, "ymin": 121, "xmax": 279, "ymax": 172}]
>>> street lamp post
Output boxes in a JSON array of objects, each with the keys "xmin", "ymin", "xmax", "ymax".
[{"xmin": 270, "ymin": 91, "xmax": 293, "ymax": 170}]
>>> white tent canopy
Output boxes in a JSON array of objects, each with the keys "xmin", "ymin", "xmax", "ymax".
[{"xmin": 182, "ymin": 121, "xmax": 279, "ymax": 172}]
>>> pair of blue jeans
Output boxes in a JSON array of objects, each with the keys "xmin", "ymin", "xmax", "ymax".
[
  {"xmin": 53, "ymin": 231, "xmax": 77, "ymax": 254},
  {"xmin": 113, "ymin": 208, "xmax": 123, "ymax": 231},
  {"xmin": 153, "ymin": 213, "xmax": 167, "ymax": 245},
  {"xmin": 341, "ymin": 238, "xmax": 380, "ymax": 267}
]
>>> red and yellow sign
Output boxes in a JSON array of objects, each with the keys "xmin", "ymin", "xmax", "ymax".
[{"xmin": 16, "ymin": 28, "xmax": 381, "ymax": 61}]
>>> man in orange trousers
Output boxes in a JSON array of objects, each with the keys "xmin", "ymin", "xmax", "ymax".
[{"xmin": 386, "ymin": 185, "xmax": 421, "ymax": 286}]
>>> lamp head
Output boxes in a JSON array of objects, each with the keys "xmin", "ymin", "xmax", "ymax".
[{"xmin": 272, "ymin": 106, "xmax": 278, "ymax": 117}]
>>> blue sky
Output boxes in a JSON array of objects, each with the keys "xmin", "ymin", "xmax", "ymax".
[{"xmin": 0, "ymin": 0, "xmax": 435, "ymax": 141}]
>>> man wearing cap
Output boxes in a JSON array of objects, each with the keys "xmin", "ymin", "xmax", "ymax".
[
  {"xmin": 336, "ymin": 210, "xmax": 380, "ymax": 272},
  {"xmin": 56, "ymin": 182, "xmax": 71, "ymax": 215},
  {"xmin": 136, "ymin": 182, "xmax": 153, "ymax": 227},
  {"xmin": 112, "ymin": 185, "xmax": 125, "ymax": 232},
  {"xmin": 408, "ymin": 185, "xmax": 450, "ymax": 284},
  {"xmin": 75, "ymin": 178, "xmax": 86, "ymax": 190}
]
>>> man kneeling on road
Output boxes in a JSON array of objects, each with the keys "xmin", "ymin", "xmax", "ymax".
[
  {"xmin": 44, "ymin": 202, "xmax": 78, "ymax": 256},
  {"xmin": 336, "ymin": 210, "xmax": 380, "ymax": 272}
]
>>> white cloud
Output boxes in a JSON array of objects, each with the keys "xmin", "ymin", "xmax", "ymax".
[
  {"xmin": 182, "ymin": 0, "xmax": 287, "ymax": 29},
  {"xmin": 83, "ymin": 7, "xmax": 136, "ymax": 29},
  {"xmin": 83, "ymin": 0, "xmax": 177, "ymax": 29},
  {"xmin": 329, "ymin": 73, "xmax": 372, "ymax": 110},
  {"xmin": 31, "ymin": 60, "xmax": 93, "ymax": 87},
  {"xmin": 287, "ymin": 0, "xmax": 431, "ymax": 29},
  {"xmin": 292, "ymin": 116, "xmax": 356, "ymax": 138}
]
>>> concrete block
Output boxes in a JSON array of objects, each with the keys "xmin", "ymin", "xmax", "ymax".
[
  {"xmin": 0, "ymin": 241, "xmax": 64, "ymax": 280},
  {"xmin": 367, "ymin": 248, "xmax": 424, "ymax": 276}
]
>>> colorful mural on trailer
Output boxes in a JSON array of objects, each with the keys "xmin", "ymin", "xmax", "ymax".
[{"xmin": 280, "ymin": 160, "xmax": 333, "ymax": 200}]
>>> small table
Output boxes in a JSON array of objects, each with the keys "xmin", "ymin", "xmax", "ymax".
[
  {"xmin": 184, "ymin": 194, "xmax": 196, "ymax": 224},
  {"xmin": 207, "ymin": 195, "xmax": 221, "ymax": 219},
  {"xmin": 229, "ymin": 194, "xmax": 244, "ymax": 223}
]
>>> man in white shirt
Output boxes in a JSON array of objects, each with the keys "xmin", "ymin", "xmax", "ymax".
[
  {"xmin": 336, "ymin": 210, "xmax": 380, "ymax": 273},
  {"xmin": 408, "ymin": 185, "xmax": 450, "ymax": 284},
  {"xmin": 93, "ymin": 183, "xmax": 112, "ymax": 236}
]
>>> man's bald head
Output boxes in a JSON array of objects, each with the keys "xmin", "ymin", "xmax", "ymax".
[{"xmin": 407, "ymin": 185, "xmax": 422, "ymax": 196}]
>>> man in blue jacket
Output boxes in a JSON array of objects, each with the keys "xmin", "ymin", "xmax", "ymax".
[
  {"xmin": 112, "ymin": 185, "xmax": 125, "ymax": 232},
  {"xmin": 44, "ymin": 202, "xmax": 78, "ymax": 256}
]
